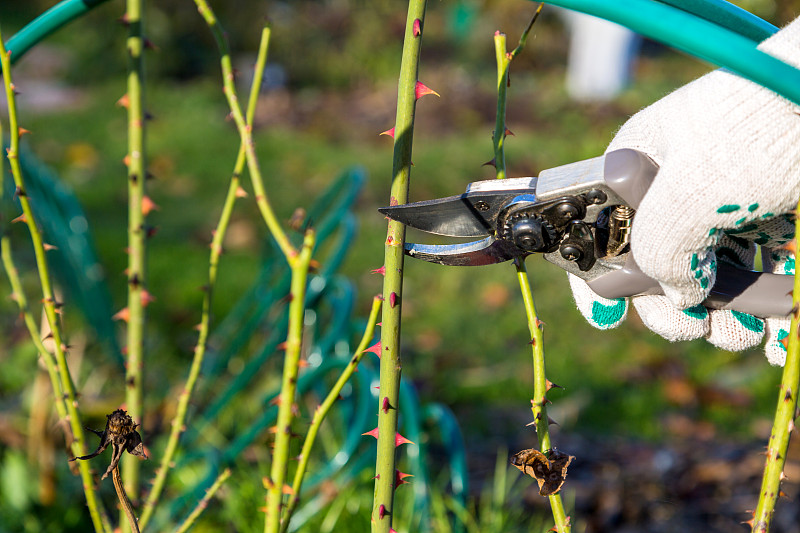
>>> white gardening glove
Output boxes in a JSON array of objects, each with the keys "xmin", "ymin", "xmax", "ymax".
[{"xmin": 569, "ymin": 16, "xmax": 800, "ymax": 366}]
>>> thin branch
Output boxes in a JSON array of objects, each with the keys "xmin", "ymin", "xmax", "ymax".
[
  {"xmin": 265, "ymin": 230, "xmax": 315, "ymax": 533},
  {"xmin": 373, "ymin": 1, "xmax": 429, "ymax": 531},
  {"xmin": 138, "ymin": 24, "xmax": 272, "ymax": 531},
  {"xmin": 279, "ymin": 296, "xmax": 383, "ymax": 532},
  {"xmin": 0, "ymin": 29, "xmax": 111, "ymax": 533},
  {"xmin": 122, "ymin": 0, "xmax": 148, "ymax": 509},
  {"xmin": 173, "ymin": 468, "xmax": 231, "ymax": 533}
]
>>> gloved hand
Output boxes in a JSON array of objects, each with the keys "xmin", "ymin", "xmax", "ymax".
[{"xmin": 569, "ymin": 16, "xmax": 800, "ymax": 366}]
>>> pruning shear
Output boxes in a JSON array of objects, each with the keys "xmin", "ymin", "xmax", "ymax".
[{"xmin": 379, "ymin": 149, "xmax": 793, "ymax": 318}]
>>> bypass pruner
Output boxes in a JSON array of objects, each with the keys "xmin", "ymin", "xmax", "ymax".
[{"xmin": 379, "ymin": 149, "xmax": 792, "ymax": 318}]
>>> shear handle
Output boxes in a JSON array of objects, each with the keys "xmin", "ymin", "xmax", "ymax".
[{"xmin": 589, "ymin": 149, "xmax": 793, "ymax": 318}]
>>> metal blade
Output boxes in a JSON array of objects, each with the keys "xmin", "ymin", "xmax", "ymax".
[
  {"xmin": 378, "ymin": 178, "xmax": 536, "ymax": 237},
  {"xmin": 404, "ymin": 236, "xmax": 522, "ymax": 266}
]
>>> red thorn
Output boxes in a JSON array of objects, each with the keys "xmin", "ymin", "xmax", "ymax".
[
  {"xmin": 382, "ymin": 397, "xmax": 392, "ymax": 413},
  {"xmin": 140, "ymin": 289, "xmax": 156, "ymax": 307},
  {"xmin": 11, "ymin": 214, "xmax": 27, "ymax": 224},
  {"xmin": 276, "ymin": 341, "xmax": 288, "ymax": 351},
  {"xmin": 389, "ymin": 292, "xmax": 398, "ymax": 308},
  {"xmin": 362, "ymin": 427, "xmax": 380, "ymax": 439},
  {"xmin": 18, "ymin": 127, "xmax": 31, "ymax": 137},
  {"xmin": 395, "ymin": 432, "xmax": 413, "ymax": 447},
  {"xmin": 395, "ymin": 470, "xmax": 413, "ymax": 486},
  {"xmin": 235, "ymin": 186, "xmax": 248, "ymax": 198},
  {"xmin": 505, "ymin": 127, "xmax": 515, "ymax": 137},
  {"xmin": 415, "ymin": 81, "xmax": 440, "ymax": 100},
  {"xmin": 380, "ymin": 128, "xmax": 395, "ymax": 139},
  {"xmin": 116, "ymin": 94, "xmax": 129, "ymax": 108},
  {"xmin": 363, "ymin": 341, "xmax": 381, "ymax": 358},
  {"xmin": 113, "ymin": 307, "xmax": 130, "ymax": 322},
  {"xmin": 371, "ymin": 266, "xmax": 386, "ymax": 276},
  {"xmin": 413, "ymin": 18, "xmax": 422, "ymax": 37},
  {"xmin": 378, "ymin": 504, "xmax": 387, "ymax": 520},
  {"xmin": 482, "ymin": 158, "xmax": 496, "ymax": 168},
  {"xmin": 141, "ymin": 195, "xmax": 159, "ymax": 216}
]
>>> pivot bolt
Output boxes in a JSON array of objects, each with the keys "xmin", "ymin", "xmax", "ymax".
[{"xmin": 560, "ymin": 244, "xmax": 582, "ymax": 262}]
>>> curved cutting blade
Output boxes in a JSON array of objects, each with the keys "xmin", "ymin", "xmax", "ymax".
[
  {"xmin": 404, "ymin": 236, "xmax": 523, "ymax": 266},
  {"xmin": 378, "ymin": 178, "xmax": 536, "ymax": 237}
]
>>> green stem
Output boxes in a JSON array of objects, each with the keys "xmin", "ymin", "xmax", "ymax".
[
  {"xmin": 516, "ymin": 260, "xmax": 570, "ymax": 532},
  {"xmin": 192, "ymin": 0, "xmax": 296, "ymax": 262},
  {"xmin": 493, "ymin": 32, "xmax": 509, "ymax": 180},
  {"xmin": 494, "ymin": 8, "xmax": 569, "ymax": 531},
  {"xmin": 0, "ymin": 28, "xmax": 111, "ymax": 533},
  {"xmin": 122, "ymin": 0, "xmax": 147, "ymax": 513},
  {"xmin": 373, "ymin": 1, "xmax": 428, "ymax": 531},
  {"xmin": 751, "ymin": 211, "xmax": 800, "ymax": 531},
  {"xmin": 137, "ymin": 25, "xmax": 271, "ymax": 531},
  {"xmin": 493, "ymin": 3, "xmax": 542, "ymax": 180},
  {"xmin": 173, "ymin": 468, "xmax": 231, "ymax": 533},
  {"xmin": 265, "ymin": 231, "xmax": 315, "ymax": 533},
  {"xmin": 279, "ymin": 296, "xmax": 383, "ymax": 533}
]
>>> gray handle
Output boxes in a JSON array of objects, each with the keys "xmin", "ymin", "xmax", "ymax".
[{"xmin": 587, "ymin": 149, "xmax": 793, "ymax": 317}]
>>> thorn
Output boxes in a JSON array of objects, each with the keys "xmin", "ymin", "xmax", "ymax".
[
  {"xmin": 277, "ymin": 341, "xmax": 288, "ymax": 351},
  {"xmin": 143, "ymin": 38, "xmax": 158, "ymax": 51},
  {"xmin": 414, "ymin": 81, "xmax": 439, "ymax": 100},
  {"xmin": 371, "ymin": 266, "xmax": 386, "ymax": 276},
  {"xmin": 548, "ymin": 416, "xmax": 559, "ymax": 426},
  {"xmin": 546, "ymin": 379, "xmax": 563, "ymax": 391},
  {"xmin": 362, "ymin": 427, "xmax": 380, "ymax": 439},
  {"xmin": 113, "ymin": 307, "xmax": 130, "ymax": 322},
  {"xmin": 382, "ymin": 397, "xmax": 392, "ymax": 413},
  {"xmin": 781, "ymin": 334, "xmax": 791, "ymax": 351},
  {"xmin": 363, "ymin": 342, "xmax": 381, "ymax": 358},
  {"xmin": 140, "ymin": 289, "xmax": 156, "ymax": 307},
  {"xmin": 235, "ymin": 186, "xmax": 248, "ymax": 198},
  {"xmin": 780, "ymin": 239, "xmax": 797, "ymax": 255},
  {"xmin": 298, "ymin": 359, "xmax": 309, "ymax": 368},
  {"xmin": 14, "ymin": 186, "xmax": 25, "ymax": 198},
  {"xmin": 528, "ymin": 338, "xmax": 536, "ymax": 346},
  {"xmin": 785, "ymin": 387, "xmax": 794, "ymax": 402},
  {"xmin": 482, "ymin": 158, "xmax": 496, "ymax": 168},
  {"xmin": 116, "ymin": 94, "xmax": 129, "ymax": 108},
  {"xmin": 11, "ymin": 214, "xmax": 27, "ymax": 224},
  {"xmin": 262, "ymin": 477, "xmax": 274, "ymax": 490},
  {"xmin": 18, "ymin": 127, "xmax": 31, "ymax": 137},
  {"xmin": 269, "ymin": 397, "xmax": 281, "ymax": 406},
  {"xmin": 536, "ymin": 318, "xmax": 546, "ymax": 330},
  {"xmin": 282, "ymin": 484, "xmax": 294, "ymax": 495},
  {"xmin": 389, "ymin": 292, "xmax": 398, "ymax": 308},
  {"xmin": 123, "ymin": 154, "xmax": 131, "ymax": 167},
  {"xmin": 505, "ymin": 127, "xmax": 515, "ymax": 137},
  {"xmin": 413, "ymin": 18, "xmax": 422, "ymax": 37},
  {"xmin": 146, "ymin": 225, "xmax": 159, "ymax": 239},
  {"xmin": 378, "ymin": 504, "xmax": 388, "ymax": 520},
  {"xmin": 395, "ymin": 470, "xmax": 413, "ymax": 486},
  {"xmin": 780, "ymin": 471, "xmax": 789, "ymax": 481},
  {"xmin": 394, "ymin": 432, "xmax": 413, "ymax": 447},
  {"xmin": 141, "ymin": 196, "xmax": 159, "ymax": 216},
  {"xmin": 118, "ymin": 13, "xmax": 130, "ymax": 26},
  {"xmin": 43, "ymin": 243, "xmax": 58, "ymax": 251},
  {"xmin": 379, "ymin": 128, "xmax": 395, "ymax": 139}
]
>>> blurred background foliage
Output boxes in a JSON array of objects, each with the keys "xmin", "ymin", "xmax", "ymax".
[{"xmin": 3, "ymin": 0, "xmax": 800, "ymax": 531}]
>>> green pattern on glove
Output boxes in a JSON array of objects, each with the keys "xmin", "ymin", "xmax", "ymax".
[
  {"xmin": 590, "ymin": 299, "xmax": 626, "ymax": 328},
  {"xmin": 731, "ymin": 310, "xmax": 765, "ymax": 333},
  {"xmin": 682, "ymin": 305, "xmax": 708, "ymax": 320}
]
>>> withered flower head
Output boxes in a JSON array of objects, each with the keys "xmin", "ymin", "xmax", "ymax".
[{"xmin": 71, "ymin": 409, "xmax": 147, "ymax": 479}]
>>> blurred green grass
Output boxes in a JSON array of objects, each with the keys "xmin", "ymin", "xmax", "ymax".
[{"xmin": 0, "ymin": 0, "xmax": 794, "ymax": 530}]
